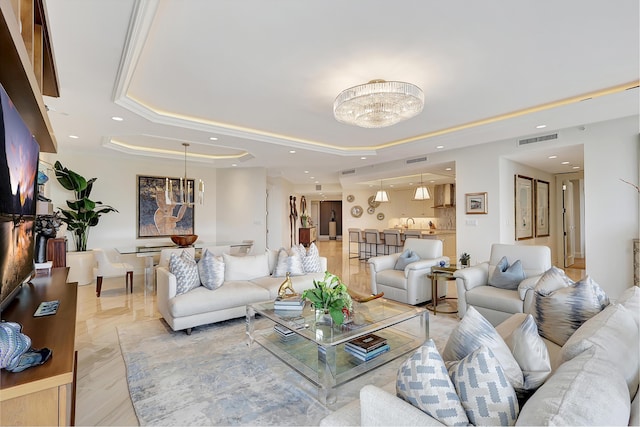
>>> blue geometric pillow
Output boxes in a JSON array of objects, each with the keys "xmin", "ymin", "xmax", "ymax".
[
  {"xmin": 396, "ymin": 339, "xmax": 469, "ymax": 426},
  {"xmin": 394, "ymin": 249, "xmax": 420, "ymax": 270},
  {"xmin": 489, "ymin": 256, "xmax": 525, "ymax": 290},
  {"xmin": 169, "ymin": 251, "xmax": 200, "ymax": 295},
  {"xmin": 448, "ymin": 346, "xmax": 519, "ymax": 426}
]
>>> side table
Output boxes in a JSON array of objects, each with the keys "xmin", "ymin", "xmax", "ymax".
[{"xmin": 426, "ymin": 264, "xmax": 458, "ymax": 315}]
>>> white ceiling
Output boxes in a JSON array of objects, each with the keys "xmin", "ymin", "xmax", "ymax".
[{"xmin": 42, "ymin": 0, "xmax": 639, "ymax": 198}]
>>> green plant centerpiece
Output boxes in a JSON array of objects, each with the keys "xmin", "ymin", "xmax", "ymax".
[
  {"xmin": 54, "ymin": 161, "xmax": 118, "ymax": 252},
  {"xmin": 459, "ymin": 252, "xmax": 471, "ymax": 267},
  {"xmin": 301, "ymin": 271, "xmax": 353, "ymax": 326}
]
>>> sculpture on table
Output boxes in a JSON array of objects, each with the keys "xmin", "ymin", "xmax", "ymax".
[
  {"xmin": 277, "ymin": 272, "xmax": 298, "ymax": 299},
  {"xmin": 289, "ymin": 195, "xmax": 298, "ymax": 246}
]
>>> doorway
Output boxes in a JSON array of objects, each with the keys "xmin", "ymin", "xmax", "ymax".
[
  {"xmin": 319, "ymin": 200, "xmax": 342, "ymax": 239},
  {"xmin": 560, "ymin": 177, "xmax": 585, "ymax": 269}
]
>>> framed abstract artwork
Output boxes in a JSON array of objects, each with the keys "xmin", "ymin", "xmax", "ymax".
[
  {"xmin": 465, "ymin": 192, "xmax": 488, "ymax": 214},
  {"xmin": 137, "ymin": 175, "xmax": 194, "ymax": 238},
  {"xmin": 535, "ymin": 179, "xmax": 550, "ymax": 237},
  {"xmin": 515, "ymin": 175, "xmax": 534, "ymax": 240}
]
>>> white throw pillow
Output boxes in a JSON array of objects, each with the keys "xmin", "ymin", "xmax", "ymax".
[
  {"xmin": 272, "ymin": 248, "xmax": 305, "ymax": 277},
  {"xmin": 443, "ymin": 307, "xmax": 525, "ymax": 392},
  {"xmin": 197, "ymin": 249, "xmax": 225, "ymax": 290},
  {"xmin": 302, "ymin": 242, "xmax": 322, "ymax": 273},
  {"xmin": 396, "ymin": 339, "xmax": 469, "ymax": 426},
  {"xmin": 502, "ymin": 314, "xmax": 551, "ymax": 391},
  {"xmin": 222, "ymin": 252, "xmax": 270, "ymax": 281},
  {"xmin": 169, "ymin": 251, "xmax": 200, "ymax": 295},
  {"xmin": 534, "ymin": 266, "xmax": 574, "ymax": 295},
  {"xmin": 616, "ymin": 286, "xmax": 640, "ymax": 327},
  {"xmin": 448, "ymin": 346, "xmax": 519, "ymax": 426}
]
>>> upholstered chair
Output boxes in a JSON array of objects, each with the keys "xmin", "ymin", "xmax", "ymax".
[
  {"xmin": 453, "ymin": 243, "xmax": 552, "ymax": 325},
  {"xmin": 368, "ymin": 238, "xmax": 449, "ymax": 305},
  {"xmin": 93, "ymin": 248, "xmax": 134, "ymax": 297},
  {"xmin": 382, "ymin": 229, "xmax": 403, "ymax": 254},
  {"xmin": 348, "ymin": 228, "xmax": 365, "ymax": 259}
]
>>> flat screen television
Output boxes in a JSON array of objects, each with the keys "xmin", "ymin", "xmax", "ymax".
[{"xmin": 0, "ymin": 82, "xmax": 40, "ymax": 313}]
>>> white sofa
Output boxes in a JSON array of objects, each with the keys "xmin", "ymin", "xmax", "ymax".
[
  {"xmin": 453, "ymin": 243, "xmax": 551, "ymax": 325},
  {"xmin": 321, "ymin": 286, "xmax": 640, "ymax": 426},
  {"xmin": 368, "ymin": 239, "xmax": 449, "ymax": 305},
  {"xmin": 157, "ymin": 249, "xmax": 327, "ymax": 334}
]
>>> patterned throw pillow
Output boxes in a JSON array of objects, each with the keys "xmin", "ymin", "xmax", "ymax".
[
  {"xmin": 302, "ymin": 242, "xmax": 322, "ymax": 273},
  {"xmin": 272, "ymin": 248, "xmax": 305, "ymax": 277},
  {"xmin": 448, "ymin": 346, "xmax": 519, "ymax": 426},
  {"xmin": 197, "ymin": 249, "xmax": 225, "ymax": 290},
  {"xmin": 394, "ymin": 249, "xmax": 420, "ymax": 270},
  {"xmin": 503, "ymin": 314, "xmax": 551, "ymax": 391},
  {"xmin": 396, "ymin": 339, "xmax": 469, "ymax": 426},
  {"xmin": 534, "ymin": 266, "xmax": 574, "ymax": 295},
  {"xmin": 533, "ymin": 275, "xmax": 609, "ymax": 346},
  {"xmin": 169, "ymin": 251, "xmax": 200, "ymax": 295},
  {"xmin": 442, "ymin": 307, "xmax": 524, "ymax": 392},
  {"xmin": 488, "ymin": 256, "xmax": 525, "ymax": 290}
]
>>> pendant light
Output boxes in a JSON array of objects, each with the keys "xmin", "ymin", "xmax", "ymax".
[
  {"xmin": 413, "ymin": 174, "xmax": 430, "ymax": 200},
  {"xmin": 164, "ymin": 143, "xmax": 204, "ymax": 206},
  {"xmin": 374, "ymin": 180, "xmax": 389, "ymax": 202}
]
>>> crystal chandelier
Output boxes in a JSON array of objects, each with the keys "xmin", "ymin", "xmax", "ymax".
[
  {"xmin": 333, "ymin": 79, "xmax": 424, "ymax": 128},
  {"xmin": 413, "ymin": 174, "xmax": 431, "ymax": 200},
  {"xmin": 164, "ymin": 143, "xmax": 204, "ymax": 206}
]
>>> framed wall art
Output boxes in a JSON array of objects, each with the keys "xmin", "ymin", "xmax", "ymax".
[
  {"xmin": 514, "ymin": 175, "xmax": 534, "ymax": 240},
  {"xmin": 465, "ymin": 192, "xmax": 488, "ymax": 214},
  {"xmin": 137, "ymin": 175, "xmax": 194, "ymax": 238},
  {"xmin": 535, "ymin": 179, "xmax": 550, "ymax": 237}
]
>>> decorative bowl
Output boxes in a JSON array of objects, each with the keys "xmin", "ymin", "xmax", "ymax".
[{"xmin": 171, "ymin": 234, "xmax": 198, "ymax": 247}]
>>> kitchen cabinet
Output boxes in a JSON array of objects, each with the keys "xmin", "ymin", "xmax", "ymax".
[
  {"xmin": 397, "ymin": 189, "xmax": 433, "ymax": 217},
  {"xmin": 434, "ymin": 184, "xmax": 456, "ymax": 208}
]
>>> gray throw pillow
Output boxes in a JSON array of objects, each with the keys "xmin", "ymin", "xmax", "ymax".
[
  {"xmin": 489, "ymin": 256, "xmax": 525, "ymax": 290},
  {"xmin": 197, "ymin": 249, "xmax": 225, "ymax": 290},
  {"xmin": 394, "ymin": 250, "xmax": 420, "ymax": 270},
  {"xmin": 169, "ymin": 251, "xmax": 200, "ymax": 295}
]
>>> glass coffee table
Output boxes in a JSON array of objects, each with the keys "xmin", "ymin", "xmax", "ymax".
[{"xmin": 246, "ymin": 298, "xmax": 428, "ymax": 405}]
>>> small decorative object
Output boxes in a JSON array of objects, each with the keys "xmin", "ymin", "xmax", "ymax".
[
  {"xmin": 300, "ymin": 212, "xmax": 309, "ymax": 228},
  {"xmin": 377, "ymin": 212, "xmax": 385, "ymax": 221},
  {"xmin": 465, "ymin": 192, "xmax": 488, "ymax": 214},
  {"xmin": 367, "ymin": 206, "xmax": 375, "ymax": 214},
  {"xmin": 439, "ymin": 260, "xmax": 446, "ymax": 267},
  {"xmin": 367, "ymin": 195, "xmax": 381, "ymax": 208},
  {"xmin": 301, "ymin": 272, "xmax": 353, "ymax": 326},
  {"xmin": 350, "ymin": 205, "xmax": 363, "ymax": 218},
  {"xmin": 34, "ymin": 212, "xmax": 63, "ymax": 263},
  {"xmin": 277, "ymin": 272, "xmax": 298, "ymax": 299},
  {"xmin": 346, "ymin": 194, "xmax": 355, "ymax": 202},
  {"xmin": 171, "ymin": 234, "xmax": 198, "ymax": 247},
  {"xmin": 459, "ymin": 252, "xmax": 471, "ymax": 267}
]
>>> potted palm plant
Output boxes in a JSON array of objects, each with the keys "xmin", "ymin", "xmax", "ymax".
[
  {"xmin": 302, "ymin": 272, "xmax": 353, "ymax": 326},
  {"xmin": 54, "ymin": 161, "xmax": 118, "ymax": 252}
]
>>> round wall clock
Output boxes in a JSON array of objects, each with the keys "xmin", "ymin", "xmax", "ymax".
[
  {"xmin": 346, "ymin": 194, "xmax": 355, "ymax": 203},
  {"xmin": 350, "ymin": 205, "xmax": 363, "ymax": 218},
  {"xmin": 367, "ymin": 206, "xmax": 375, "ymax": 214},
  {"xmin": 377, "ymin": 212, "xmax": 385, "ymax": 221}
]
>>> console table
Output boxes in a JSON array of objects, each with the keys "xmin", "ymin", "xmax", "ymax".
[
  {"xmin": 0, "ymin": 268, "xmax": 77, "ymax": 426},
  {"xmin": 299, "ymin": 227, "xmax": 317, "ymax": 247}
]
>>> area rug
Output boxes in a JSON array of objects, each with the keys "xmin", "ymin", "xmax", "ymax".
[{"xmin": 117, "ymin": 312, "xmax": 459, "ymax": 426}]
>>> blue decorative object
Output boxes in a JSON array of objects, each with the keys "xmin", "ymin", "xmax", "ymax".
[
  {"xmin": 37, "ymin": 170, "xmax": 49, "ymax": 185},
  {"xmin": 439, "ymin": 260, "xmax": 446, "ymax": 267}
]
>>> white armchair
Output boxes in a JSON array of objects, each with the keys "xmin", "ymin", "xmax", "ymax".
[
  {"xmin": 368, "ymin": 238, "xmax": 449, "ymax": 305},
  {"xmin": 453, "ymin": 243, "xmax": 551, "ymax": 325}
]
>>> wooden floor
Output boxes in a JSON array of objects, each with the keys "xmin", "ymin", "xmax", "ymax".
[{"xmin": 73, "ymin": 240, "xmax": 585, "ymax": 425}]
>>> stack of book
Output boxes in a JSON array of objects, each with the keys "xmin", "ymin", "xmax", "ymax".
[
  {"xmin": 273, "ymin": 324, "xmax": 297, "ymax": 341},
  {"xmin": 274, "ymin": 296, "xmax": 304, "ymax": 312},
  {"xmin": 344, "ymin": 334, "xmax": 390, "ymax": 362}
]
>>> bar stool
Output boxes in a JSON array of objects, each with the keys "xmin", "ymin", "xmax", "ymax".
[
  {"xmin": 364, "ymin": 229, "xmax": 383, "ymax": 259},
  {"xmin": 382, "ymin": 229, "xmax": 403, "ymax": 254},
  {"xmin": 348, "ymin": 228, "xmax": 365, "ymax": 259},
  {"xmin": 403, "ymin": 229, "xmax": 422, "ymax": 240}
]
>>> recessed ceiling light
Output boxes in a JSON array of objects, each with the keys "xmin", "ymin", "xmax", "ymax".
[
  {"xmin": 231, "ymin": 163, "xmax": 237, "ymax": 167},
  {"xmin": 304, "ymin": 170, "xmax": 309, "ymax": 174},
  {"xmin": 430, "ymin": 180, "xmax": 435, "ymax": 183},
  {"xmin": 536, "ymin": 124, "xmax": 547, "ymax": 129},
  {"xmin": 209, "ymin": 137, "xmax": 218, "ymax": 141},
  {"xmin": 360, "ymin": 157, "xmax": 367, "ymax": 160},
  {"xmin": 436, "ymin": 145, "xmax": 444, "ymax": 149},
  {"xmin": 310, "ymin": 176, "xmax": 315, "ymax": 179},
  {"xmin": 69, "ymin": 135, "xmax": 79, "ymax": 139},
  {"xmin": 289, "ymin": 150, "xmax": 296, "ymax": 154},
  {"xmin": 548, "ymin": 155, "xmax": 557, "ymax": 159},
  {"xmin": 111, "ymin": 116, "xmax": 124, "ymax": 121},
  {"xmin": 561, "ymin": 161, "xmax": 570, "ymax": 165},
  {"xmin": 445, "ymin": 167, "xmax": 452, "ymax": 171},
  {"xmin": 315, "ymin": 181, "xmax": 319, "ymax": 184},
  {"xmin": 572, "ymin": 166, "xmax": 580, "ymax": 169}
]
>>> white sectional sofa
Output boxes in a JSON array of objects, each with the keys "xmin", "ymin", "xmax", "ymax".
[
  {"xmin": 321, "ymin": 286, "xmax": 640, "ymax": 426},
  {"xmin": 157, "ymin": 249, "xmax": 327, "ymax": 334}
]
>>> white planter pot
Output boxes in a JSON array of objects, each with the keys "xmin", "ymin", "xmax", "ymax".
[{"xmin": 66, "ymin": 251, "xmax": 95, "ymax": 286}]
